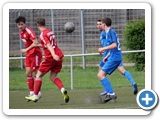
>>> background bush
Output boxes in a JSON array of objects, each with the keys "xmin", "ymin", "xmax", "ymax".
[{"xmin": 123, "ymin": 19, "xmax": 145, "ymax": 71}]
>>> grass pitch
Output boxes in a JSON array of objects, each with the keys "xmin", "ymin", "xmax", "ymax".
[
  {"xmin": 9, "ymin": 66, "xmax": 145, "ymax": 109},
  {"xmin": 9, "ymin": 87, "xmax": 143, "ymax": 109}
]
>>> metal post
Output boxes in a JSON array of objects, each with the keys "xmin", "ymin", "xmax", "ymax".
[
  {"xmin": 18, "ymin": 11, "xmax": 24, "ymax": 69},
  {"xmin": 80, "ymin": 9, "xmax": 86, "ymax": 69},
  {"xmin": 51, "ymin": 9, "xmax": 54, "ymax": 33},
  {"xmin": 70, "ymin": 56, "xmax": 73, "ymax": 90}
]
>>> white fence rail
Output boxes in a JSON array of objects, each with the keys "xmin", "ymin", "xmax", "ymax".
[{"xmin": 9, "ymin": 50, "xmax": 145, "ymax": 89}]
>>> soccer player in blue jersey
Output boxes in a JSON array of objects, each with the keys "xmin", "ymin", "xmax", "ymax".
[
  {"xmin": 97, "ymin": 19, "xmax": 138, "ymax": 98},
  {"xmin": 97, "ymin": 20, "xmax": 109, "ymax": 72},
  {"xmin": 97, "ymin": 17, "xmax": 137, "ymax": 103}
]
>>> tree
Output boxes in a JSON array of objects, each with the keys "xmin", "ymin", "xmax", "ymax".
[{"xmin": 123, "ymin": 19, "xmax": 145, "ymax": 71}]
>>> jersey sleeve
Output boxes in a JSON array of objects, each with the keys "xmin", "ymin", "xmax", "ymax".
[
  {"xmin": 110, "ymin": 29, "xmax": 117, "ymax": 43},
  {"xmin": 28, "ymin": 28, "xmax": 36, "ymax": 41},
  {"xmin": 42, "ymin": 31, "xmax": 51, "ymax": 45}
]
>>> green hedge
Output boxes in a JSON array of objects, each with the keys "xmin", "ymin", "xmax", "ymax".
[{"xmin": 123, "ymin": 19, "xmax": 145, "ymax": 71}]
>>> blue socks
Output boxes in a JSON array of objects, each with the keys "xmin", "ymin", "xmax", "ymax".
[
  {"xmin": 124, "ymin": 71, "xmax": 135, "ymax": 85},
  {"xmin": 100, "ymin": 77, "xmax": 114, "ymax": 94}
]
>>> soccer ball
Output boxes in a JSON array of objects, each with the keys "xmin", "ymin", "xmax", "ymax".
[{"xmin": 64, "ymin": 22, "xmax": 75, "ymax": 33}]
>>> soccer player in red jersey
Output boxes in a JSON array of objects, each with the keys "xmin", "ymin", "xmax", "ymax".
[
  {"xmin": 15, "ymin": 16, "xmax": 42, "ymax": 99},
  {"xmin": 25, "ymin": 18, "xmax": 69, "ymax": 103}
]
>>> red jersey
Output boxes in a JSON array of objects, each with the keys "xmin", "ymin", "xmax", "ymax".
[
  {"xmin": 39, "ymin": 29, "xmax": 64, "ymax": 60},
  {"xmin": 19, "ymin": 27, "xmax": 42, "ymax": 56}
]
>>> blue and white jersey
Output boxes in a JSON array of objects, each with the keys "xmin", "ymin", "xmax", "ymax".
[
  {"xmin": 100, "ymin": 30, "xmax": 109, "ymax": 57},
  {"xmin": 105, "ymin": 28, "xmax": 122, "ymax": 61}
]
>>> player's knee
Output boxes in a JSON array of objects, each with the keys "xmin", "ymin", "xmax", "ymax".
[
  {"xmin": 36, "ymin": 75, "xmax": 41, "ymax": 79},
  {"xmin": 50, "ymin": 76, "xmax": 55, "ymax": 81},
  {"xmin": 32, "ymin": 75, "xmax": 36, "ymax": 79},
  {"xmin": 36, "ymin": 73, "xmax": 41, "ymax": 78},
  {"xmin": 118, "ymin": 67, "xmax": 126, "ymax": 75},
  {"xmin": 97, "ymin": 73, "xmax": 103, "ymax": 80},
  {"xmin": 26, "ymin": 72, "xmax": 31, "ymax": 77},
  {"xmin": 120, "ymin": 71, "xmax": 124, "ymax": 75}
]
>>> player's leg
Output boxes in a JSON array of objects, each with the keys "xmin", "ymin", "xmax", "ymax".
[
  {"xmin": 97, "ymin": 70, "xmax": 114, "ymax": 94},
  {"xmin": 32, "ymin": 70, "xmax": 42, "ymax": 98},
  {"xmin": 99, "ymin": 65, "xmax": 107, "ymax": 96},
  {"xmin": 50, "ymin": 71, "xmax": 69, "ymax": 103},
  {"xmin": 97, "ymin": 70, "xmax": 117, "ymax": 103},
  {"xmin": 26, "ymin": 67, "xmax": 34, "ymax": 96},
  {"xmin": 98, "ymin": 61, "xmax": 121, "ymax": 103},
  {"xmin": 99, "ymin": 59, "xmax": 107, "ymax": 96},
  {"xmin": 50, "ymin": 72, "xmax": 63, "ymax": 90},
  {"xmin": 25, "ymin": 57, "xmax": 35, "ymax": 96},
  {"xmin": 50, "ymin": 58, "xmax": 69, "ymax": 103},
  {"xmin": 117, "ymin": 62, "xmax": 135, "ymax": 84},
  {"xmin": 25, "ymin": 70, "xmax": 44, "ymax": 102},
  {"xmin": 31, "ymin": 55, "xmax": 42, "ymax": 98},
  {"xmin": 117, "ymin": 62, "xmax": 138, "ymax": 94},
  {"xmin": 98, "ymin": 66, "xmax": 102, "ymax": 72},
  {"xmin": 25, "ymin": 59, "xmax": 48, "ymax": 102}
]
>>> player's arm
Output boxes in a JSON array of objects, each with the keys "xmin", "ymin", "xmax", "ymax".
[
  {"xmin": 20, "ymin": 38, "xmax": 41, "ymax": 53},
  {"xmin": 31, "ymin": 42, "xmax": 42, "ymax": 48},
  {"xmin": 46, "ymin": 43, "xmax": 60, "ymax": 61},
  {"xmin": 98, "ymin": 42, "xmax": 117, "ymax": 53}
]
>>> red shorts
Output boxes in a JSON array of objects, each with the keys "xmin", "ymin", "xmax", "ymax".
[
  {"xmin": 25, "ymin": 54, "xmax": 42, "ymax": 72},
  {"xmin": 39, "ymin": 58, "xmax": 63, "ymax": 74}
]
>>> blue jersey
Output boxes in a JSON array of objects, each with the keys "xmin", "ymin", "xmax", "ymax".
[
  {"xmin": 100, "ymin": 30, "xmax": 109, "ymax": 57},
  {"xmin": 100, "ymin": 30, "xmax": 107, "ymax": 47},
  {"xmin": 105, "ymin": 28, "xmax": 122, "ymax": 61}
]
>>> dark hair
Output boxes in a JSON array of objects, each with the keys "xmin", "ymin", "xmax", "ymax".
[
  {"xmin": 15, "ymin": 16, "xmax": 26, "ymax": 23},
  {"xmin": 101, "ymin": 17, "xmax": 112, "ymax": 26},
  {"xmin": 97, "ymin": 19, "xmax": 101, "ymax": 22},
  {"xmin": 36, "ymin": 18, "xmax": 45, "ymax": 26}
]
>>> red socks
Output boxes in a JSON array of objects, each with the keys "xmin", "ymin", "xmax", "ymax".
[
  {"xmin": 27, "ymin": 77, "xmax": 34, "ymax": 91},
  {"xmin": 32, "ymin": 77, "xmax": 63, "ymax": 95},
  {"xmin": 34, "ymin": 78, "xmax": 42, "ymax": 95},
  {"xmin": 52, "ymin": 77, "xmax": 64, "ymax": 90}
]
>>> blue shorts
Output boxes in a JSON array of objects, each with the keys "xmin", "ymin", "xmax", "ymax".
[
  {"xmin": 118, "ymin": 61, "xmax": 123, "ymax": 66},
  {"xmin": 99, "ymin": 59, "xmax": 105, "ymax": 67},
  {"xmin": 102, "ymin": 60, "xmax": 122, "ymax": 75},
  {"xmin": 99, "ymin": 59, "xmax": 123, "ymax": 68}
]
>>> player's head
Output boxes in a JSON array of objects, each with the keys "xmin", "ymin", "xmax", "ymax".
[
  {"xmin": 36, "ymin": 18, "xmax": 45, "ymax": 27},
  {"xmin": 97, "ymin": 19, "xmax": 103, "ymax": 31},
  {"xmin": 15, "ymin": 16, "xmax": 26, "ymax": 31},
  {"xmin": 101, "ymin": 17, "xmax": 112, "ymax": 29}
]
